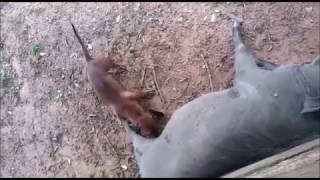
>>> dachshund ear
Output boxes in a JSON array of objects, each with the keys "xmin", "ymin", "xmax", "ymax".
[{"xmin": 301, "ymin": 95, "xmax": 320, "ymax": 114}]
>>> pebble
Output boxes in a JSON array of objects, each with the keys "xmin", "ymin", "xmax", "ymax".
[
  {"xmin": 70, "ymin": 53, "xmax": 77, "ymax": 58},
  {"xmin": 116, "ymin": 15, "xmax": 121, "ymax": 23},
  {"xmin": 39, "ymin": 52, "xmax": 46, "ymax": 57},
  {"xmin": 179, "ymin": 78, "xmax": 187, "ymax": 82},
  {"xmin": 87, "ymin": 44, "xmax": 93, "ymax": 50},
  {"xmin": 305, "ymin": 7, "xmax": 312, "ymax": 12},
  {"xmin": 211, "ymin": 13, "xmax": 216, "ymax": 22},
  {"xmin": 273, "ymin": 93, "xmax": 278, "ymax": 97},
  {"xmin": 52, "ymin": 136, "xmax": 57, "ymax": 141},
  {"xmin": 120, "ymin": 164, "xmax": 128, "ymax": 170}
]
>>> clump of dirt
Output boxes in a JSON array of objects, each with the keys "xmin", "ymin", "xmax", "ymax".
[{"xmin": 0, "ymin": 2, "xmax": 319, "ymax": 178}]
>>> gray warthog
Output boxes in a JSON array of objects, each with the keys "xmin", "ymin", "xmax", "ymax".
[{"xmin": 123, "ymin": 21, "xmax": 320, "ymax": 178}]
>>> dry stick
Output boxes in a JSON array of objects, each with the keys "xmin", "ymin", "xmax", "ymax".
[
  {"xmin": 176, "ymin": 79, "xmax": 190, "ymax": 99},
  {"xmin": 200, "ymin": 54, "xmax": 214, "ymax": 92},
  {"xmin": 105, "ymin": 134, "xmax": 121, "ymax": 170},
  {"xmin": 151, "ymin": 65, "xmax": 165, "ymax": 103},
  {"xmin": 140, "ymin": 66, "xmax": 147, "ymax": 88}
]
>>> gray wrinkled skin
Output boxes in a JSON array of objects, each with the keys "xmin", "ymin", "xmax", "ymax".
[{"xmin": 123, "ymin": 21, "xmax": 320, "ymax": 178}]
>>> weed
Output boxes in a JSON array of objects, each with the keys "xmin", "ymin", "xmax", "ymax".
[
  {"xmin": 0, "ymin": 69, "xmax": 11, "ymax": 88},
  {"xmin": 30, "ymin": 43, "xmax": 42, "ymax": 65}
]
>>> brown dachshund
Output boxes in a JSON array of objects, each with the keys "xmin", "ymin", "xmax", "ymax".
[{"xmin": 71, "ymin": 23, "xmax": 160, "ymax": 137}]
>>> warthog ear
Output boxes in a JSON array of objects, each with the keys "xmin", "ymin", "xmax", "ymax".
[
  {"xmin": 301, "ymin": 95, "xmax": 320, "ymax": 114},
  {"xmin": 311, "ymin": 55, "xmax": 320, "ymax": 66}
]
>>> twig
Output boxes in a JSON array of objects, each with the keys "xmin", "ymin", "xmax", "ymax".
[
  {"xmin": 140, "ymin": 66, "xmax": 147, "ymax": 88},
  {"xmin": 200, "ymin": 54, "xmax": 214, "ymax": 92},
  {"xmin": 176, "ymin": 79, "xmax": 190, "ymax": 99},
  {"xmin": 65, "ymin": 37, "xmax": 70, "ymax": 48},
  {"xmin": 105, "ymin": 134, "xmax": 121, "ymax": 163},
  {"xmin": 151, "ymin": 64, "xmax": 165, "ymax": 103}
]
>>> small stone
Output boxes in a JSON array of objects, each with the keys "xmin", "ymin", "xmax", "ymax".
[
  {"xmin": 179, "ymin": 78, "xmax": 187, "ymax": 82},
  {"xmin": 70, "ymin": 53, "xmax": 77, "ymax": 58},
  {"xmin": 39, "ymin": 52, "xmax": 46, "ymax": 56},
  {"xmin": 211, "ymin": 13, "xmax": 216, "ymax": 22},
  {"xmin": 87, "ymin": 44, "xmax": 93, "ymax": 50},
  {"xmin": 173, "ymin": 87, "xmax": 177, "ymax": 91},
  {"xmin": 8, "ymin": 111, "xmax": 12, "ymax": 115},
  {"xmin": 88, "ymin": 114, "xmax": 97, "ymax": 117},
  {"xmin": 214, "ymin": 9, "xmax": 220, "ymax": 13},
  {"xmin": 120, "ymin": 164, "xmax": 128, "ymax": 170},
  {"xmin": 305, "ymin": 7, "xmax": 312, "ymax": 12},
  {"xmin": 187, "ymin": 9, "xmax": 194, "ymax": 13},
  {"xmin": 273, "ymin": 93, "xmax": 278, "ymax": 97},
  {"xmin": 203, "ymin": 16, "xmax": 208, "ymax": 21},
  {"xmin": 116, "ymin": 15, "xmax": 121, "ymax": 23},
  {"xmin": 74, "ymin": 83, "xmax": 79, "ymax": 88},
  {"xmin": 177, "ymin": 17, "xmax": 183, "ymax": 22}
]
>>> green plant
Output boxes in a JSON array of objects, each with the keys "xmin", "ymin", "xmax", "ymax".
[
  {"xmin": 30, "ymin": 43, "xmax": 42, "ymax": 64},
  {"xmin": 0, "ymin": 69, "xmax": 11, "ymax": 88}
]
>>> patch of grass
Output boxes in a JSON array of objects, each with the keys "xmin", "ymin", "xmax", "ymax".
[
  {"xmin": 0, "ymin": 57, "xmax": 12, "ymax": 88},
  {"xmin": 48, "ymin": 88, "xmax": 55, "ymax": 101},
  {"xmin": 30, "ymin": 43, "xmax": 42, "ymax": 65},
  {"xmin": 0, "ymin": 69, "xmax": 12, "ymax": 88}
]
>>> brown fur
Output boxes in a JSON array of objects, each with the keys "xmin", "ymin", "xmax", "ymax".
[{"xmin": 71, "ymin": 23, "xmax": 159, "ymax": 137}]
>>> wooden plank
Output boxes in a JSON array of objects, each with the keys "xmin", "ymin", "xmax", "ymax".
[{"xmin": 222, "ymin": 138, "xmax": 320, "ymax": 178}]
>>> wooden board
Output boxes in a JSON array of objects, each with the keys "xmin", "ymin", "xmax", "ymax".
[{"xmin": 222, "ymin": 138, "xmax": 320, "ymax": 178}]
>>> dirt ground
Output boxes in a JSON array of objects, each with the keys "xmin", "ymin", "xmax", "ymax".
[{"xmin": 0, "ymin": 2, "xmax": 319, "ymax": 178}]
